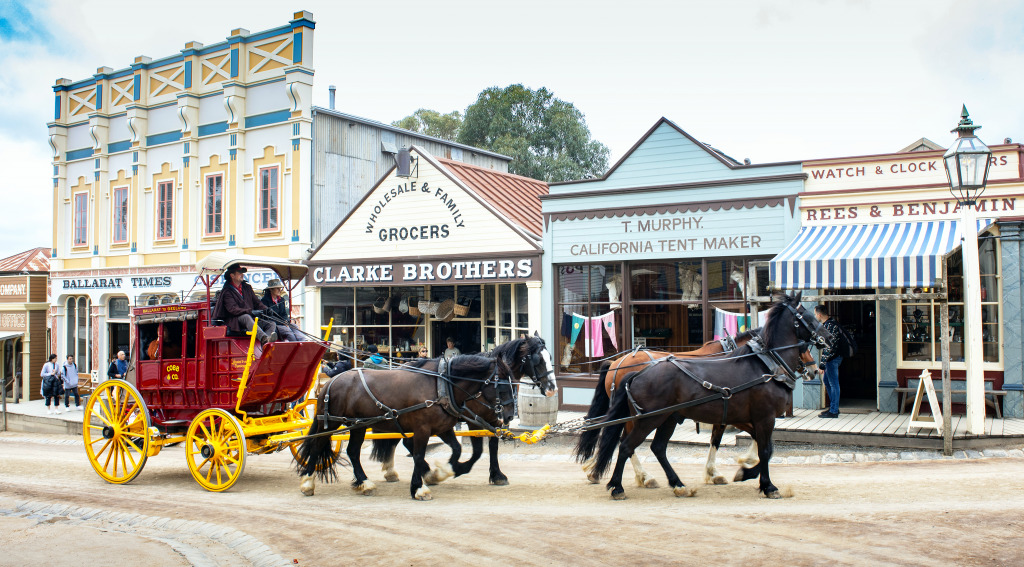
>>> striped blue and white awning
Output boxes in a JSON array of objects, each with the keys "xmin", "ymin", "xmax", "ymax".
[{"xmin": 770, "ymin": 220, "xmax": 993, "ymax": 290}]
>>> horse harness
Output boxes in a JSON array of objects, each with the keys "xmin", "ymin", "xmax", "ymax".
[
  {"xmin": 608, "ymin": 303, "xmax": 826, "ymax": 429},
  {"xmin": 317, "ymin": 360, "xmax": 510, "ymax": 435}
]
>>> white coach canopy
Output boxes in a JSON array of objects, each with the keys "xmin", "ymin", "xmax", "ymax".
[{"xmin": 195, "ymin": 252, "xmax": 308, "ymax": 282}]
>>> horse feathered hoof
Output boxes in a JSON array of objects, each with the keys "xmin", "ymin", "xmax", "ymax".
[
  {"xmin": 586, "ymin": 472, "xmax": 600, "ymax": 484},
  {"xmin": 764, "ymin": 489, "xmax": 782, "ymax": 499},
  {"xmin": 414, "ymin": 487, "xmax": 433, "ymax": 501},
  {"xmin": 299, "ymin": 475, "xmax": 315, "ymax": 496},
  {"xmin": 423, "ymin": 461, "xmax": 454, "ymax": 485},
  {"xmin": 489, "ymin": 475, "xmax": 509, "ymax": 486},
  {"xmin": 643, "ymin": 476, "xmax": 659, "ymax": 489},
  {"xmin": 707, "ymin": 474, "xmax": 728, "ymax": 485},
  {"xmin": 353, "ymin": 480, "xmax": 376, "ymax": 496},
  {"xmin": 384, "ymin": 470, "xmax": 399, "ymax": 483},
  {"xmin": 673, "ymin": 486, "xmax": 697, "ymax": 497},
  {"xmin": 609, "ymin": 488, "xmax": 627, "ymax": 500},
  {"xmin": 734, "ymin": 467, "xmax": 758, "ymax": 483}
]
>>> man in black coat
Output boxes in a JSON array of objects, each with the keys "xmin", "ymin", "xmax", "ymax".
[{"xmin": 212, "ymin": 264, "xmax": 277, "ymax": 345}]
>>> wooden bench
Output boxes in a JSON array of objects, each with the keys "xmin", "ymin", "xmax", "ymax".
[{"xmin": 894, "ymin": 386, "xmax": 1007, "ymax": 418}]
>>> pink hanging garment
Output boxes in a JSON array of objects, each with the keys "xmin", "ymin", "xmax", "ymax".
[
  {"xmin": 591, "ymin": 316, "xmax": 604, "ymax": 357},
  {"xmin": 599, "ymin": 312, "xmax": 618, "ymax": 350}
]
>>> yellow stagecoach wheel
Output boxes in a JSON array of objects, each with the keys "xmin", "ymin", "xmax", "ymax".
[
  {"xmin": 82, "ymin": 380, "xmax": 151, "ymax": 484},
  {"xmin": 185, "ymin": 408, "xmax": 247, "ymax": 492}
]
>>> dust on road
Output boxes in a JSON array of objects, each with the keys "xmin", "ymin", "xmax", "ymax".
[{"xmin": 1, "ymin": 432, "xmax": 1022, "ymax": 566}]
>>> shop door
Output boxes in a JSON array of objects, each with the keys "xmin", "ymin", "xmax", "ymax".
[
  {"xmin": 109, "ymin": 323, "xmax": 131, "ymax": 361},
  {"xmin": 834, "ymin": 300, "xmax": 876, "ymax": 404},
  {"xmin": 432, "ymin": 321, "xmax": 482, "ymax": 356}
]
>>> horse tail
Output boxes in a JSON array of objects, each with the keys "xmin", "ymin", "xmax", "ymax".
[
  {"xmin": 370, "ymin": 438, "xmax": 400, "ymax": 463},
  {"xmin": 592, "ymin": 371, "xmax": 639, "ymax": 478},
  {"xmin": 572, "ymin": 361, "xmax": 613, "ymax": 463},
  {"xmin": 295, "ymin": 393, "xmax": 341, "ymax": 483}
]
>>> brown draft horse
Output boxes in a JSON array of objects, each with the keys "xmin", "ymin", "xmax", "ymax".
[
  {"xmin": 576, "ymin": 329, "xmax": 815, "ymax": 488},
  {"xmin": 590, "ymin": 292, "xmax": 830, "ymax": 499}
]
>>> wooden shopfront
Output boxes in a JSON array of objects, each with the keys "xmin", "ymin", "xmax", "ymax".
[
  {"xmin": 306, "ymin": 146, "xmax": 547, "ymax": 361},
  {"xmin": 780, "ymin": 141, "xmax": 1024, "ymax": 417},
  {"xmin": 0, "ymin": 274, "xmax": 49, "ymax": 402},
  {"xmin": 541, "ymin": 118, "xmax": 804, "ymax": 409}
]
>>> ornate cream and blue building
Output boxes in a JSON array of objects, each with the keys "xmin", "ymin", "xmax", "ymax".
[{"xmin": 48, "ymin": 12, "xmax": 316, "ymax": 378}]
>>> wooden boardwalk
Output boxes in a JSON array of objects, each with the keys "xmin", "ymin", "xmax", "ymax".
[
  {"xmin": 768, "ymin": 408, "xmax": 1024, "ymax": 450},
  {"xmin": 555, "ymin": 409, "xmax": 1024, "ymax": 451}
]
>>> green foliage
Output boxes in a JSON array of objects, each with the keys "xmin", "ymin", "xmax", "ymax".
[
  {"xmin": 390, "ymin": 108, "xmax": 462, "ymax": 141},
  {"xmin": 457, "ymin": 84, "xmax": 609, "ymax": 182}
]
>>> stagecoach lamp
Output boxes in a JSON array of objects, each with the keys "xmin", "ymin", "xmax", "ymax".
[{"xmin": 943, "ymin": 106, "xmax": 992, "ymax": 205}]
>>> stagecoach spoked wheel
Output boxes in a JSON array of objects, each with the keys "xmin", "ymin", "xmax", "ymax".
[
  {"xmin": 185, "ymin": 408, "xmax": 248, "ymax": 492},
  {"xmin": 82, "ymin": 380, "xmax": 151, "ymax": 484}
]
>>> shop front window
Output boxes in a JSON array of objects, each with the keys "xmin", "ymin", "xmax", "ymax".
[
  {"xmin": 557, "ymin": 258, "xmax": 766, "ymax": 377},
  {"xmin": 483, "ymin": 283, "xmax": 529, "ymax": 352},
  {"xmin": 900, "ymin": 238, "xmax": 1001, "ymax": 365},
  {"xmin": 555, "ymin": 264, "xmax": 623, "ymax": 374},
  {"xmin": 322, "ymin": 286, "xmax": 427, "ymax": 360}
]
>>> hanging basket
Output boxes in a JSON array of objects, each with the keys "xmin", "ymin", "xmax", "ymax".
[
  {"xmin": 453, "ymin": 297, "xmax": 471, "ymax": 317},
  {"xmin": 419, "ymin": 300, "xmax": 439, "ymax": 315},
  {"xmin": 436, "ymin": 299, "xmax": 457, "ymax": 322},
  {"xmin": 398, "ymin": 296, "xmax": 409, "ymax": 314},
  {"xmin": 408, "ymin": 296, "xmax": 421, "ymax": 317},
  {"xmin": 372, "ymin": 296, "xmax": 390, "ymax": 314}
]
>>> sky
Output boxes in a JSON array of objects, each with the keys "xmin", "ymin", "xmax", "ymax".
[{"xmin": 2, "ymin": 0, "xmax": 1024, "ymax": 257}]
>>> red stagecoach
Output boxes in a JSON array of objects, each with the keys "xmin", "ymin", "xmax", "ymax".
[{"xmin": 83, "ymin": 254, "xmax": 328, "ymax": 491}]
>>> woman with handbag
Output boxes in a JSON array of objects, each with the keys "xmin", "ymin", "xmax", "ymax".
[{"xmin": 40, "ymin": 354, "xmax": 63, "ymax": 414}]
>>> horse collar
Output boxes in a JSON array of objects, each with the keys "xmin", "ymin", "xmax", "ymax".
[{"xmin": 749, "ymin": 336, "xmax": 798, "ymax": 390}]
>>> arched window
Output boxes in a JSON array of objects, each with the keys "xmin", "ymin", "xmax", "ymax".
[{"xmin": 66, "ymin": 296, "xmax": 92, "ymax": 371}]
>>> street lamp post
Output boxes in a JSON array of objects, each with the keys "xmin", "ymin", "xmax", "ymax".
[{"xmin": 943, "ymin": 106, "xmax": 992, "ymax": 436}]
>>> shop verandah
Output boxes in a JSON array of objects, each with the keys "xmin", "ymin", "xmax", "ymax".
[{"xmin": 766, "ymin": 218, "xmax": 1011, "ymax": 452}]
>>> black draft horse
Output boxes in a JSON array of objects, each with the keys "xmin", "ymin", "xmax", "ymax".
[
  {"xmin": 415, "ymin": 334, "xmax": 558, "ymax": 486},
  {"xmin": 590, "ymin": 292, "xmax": 831, "ymax": 500},
  {"xmin": 295, "ymin": 354, "xmax": 506, "ymax": 500},
  {"xmin": 376, "ymin": 335, "xmax": 557, "ymax": 487}
]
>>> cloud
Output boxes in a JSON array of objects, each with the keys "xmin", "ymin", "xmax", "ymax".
[{"xmin": 0, "ymin": 0, "xmax": 51, "ymax": 43}]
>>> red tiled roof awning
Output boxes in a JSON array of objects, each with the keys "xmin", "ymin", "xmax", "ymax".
[
  {"xmin": 0, "ymin": 247, "xmax": 49, "ymax": 273},
  {"xmin": 438, "ymin": 158, "xmax": 548, "ymax": 238}
]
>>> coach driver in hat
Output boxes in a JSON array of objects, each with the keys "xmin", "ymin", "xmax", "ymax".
[{"xmin": 212, "ymin": 263, "xmax": 277, "ymax": 345}]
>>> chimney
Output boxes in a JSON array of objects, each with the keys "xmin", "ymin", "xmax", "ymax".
[{"xmin": 328, "ymin": 85, "xmax": 336, "ymax": 110}]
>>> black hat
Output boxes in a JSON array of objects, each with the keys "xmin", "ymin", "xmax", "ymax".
[{"xmin": 227, "ymin": 264, "xmax": 248, "ymax": 275}]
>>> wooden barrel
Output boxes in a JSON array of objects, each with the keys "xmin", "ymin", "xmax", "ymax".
[{"xmin": 517, "ymin": 379, "xmax": 558, "ymax": 428}]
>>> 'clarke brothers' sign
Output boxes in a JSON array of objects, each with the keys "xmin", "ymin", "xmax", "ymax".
[{"xmin": 309, "ymin": 256, "xmax": 539, "ymax": 285}]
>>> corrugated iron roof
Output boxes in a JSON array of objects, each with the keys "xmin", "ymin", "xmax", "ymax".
[
  {"xmin": 437, "ymin": 158, "xmax": 548, "ymax": 238},
  {"xmin": 0, "ymin": 247, "xmax": 50, "ymax": 274}
]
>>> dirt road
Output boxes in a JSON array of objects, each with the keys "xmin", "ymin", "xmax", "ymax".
[{"xmin": 1, "ymin": 432, "xmax": 1022, "ymax": 566}]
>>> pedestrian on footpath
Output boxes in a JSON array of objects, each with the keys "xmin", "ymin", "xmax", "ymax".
[
  {"xmin": 62, "ymin": 354, "xmax": 82, "ymax": 411},
  {"xmin": 40, "ymin": 354, "xmax": 63, "ymax": 414},
  {"xmin": 107, "ymin": 350, "xmax": 128, "ymax": 380},
  {"xmin": 815, "ymin": 305, "xmax": 844, "ymax": 418}
]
